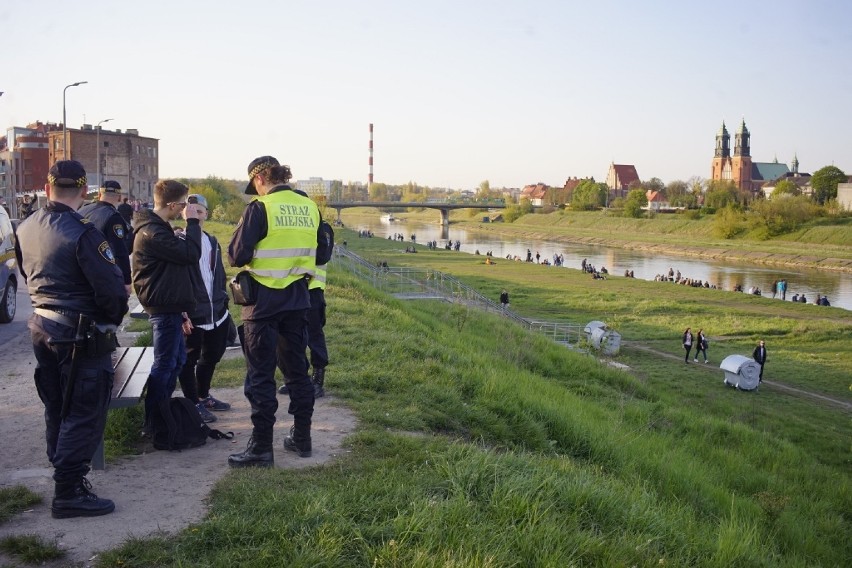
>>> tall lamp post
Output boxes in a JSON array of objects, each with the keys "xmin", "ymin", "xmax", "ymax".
[
  {"xmin": 95, "ymin": 118, "xmax": 113, "ymax": 187},
  {"xmin": 62, "ymin": 81, "xmax": 87, "ymax": 159}
]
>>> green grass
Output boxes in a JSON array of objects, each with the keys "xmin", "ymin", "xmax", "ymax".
[
  {"xmin": 93, "ymin": 242, "xmax": 851, "ymax": 567},
  {"xmin": 0, "ymin": 487, "xmax": 41, "ymax": 524},
  {"xmin": 0, "ymin": 534, "xmax": 65, "ymax": 564}
]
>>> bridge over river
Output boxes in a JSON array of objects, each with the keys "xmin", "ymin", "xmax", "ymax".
[{"xmin": 327, "ymin": 200, "xmax": 506, "ymax": 227}]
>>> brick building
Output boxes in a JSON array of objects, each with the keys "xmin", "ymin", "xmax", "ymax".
[
  {"xmin": 606, "ymin": 163, "xmax": 640, "ymax": 197},
  {"xmin": 710, "ymin": 120, "xmax": 791, "ymax": 194},
  {"xmin": 49, "ymin": 125, "xmax": 159, "ymax": 202},
  {"xmin": 0, "ymin": 122, "xmax": 61, "ymax": 216}
]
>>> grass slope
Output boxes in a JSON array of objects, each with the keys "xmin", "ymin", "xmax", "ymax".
[{"xmin": 95, "ymin": 242, "xmax": 849, "ymax": 566}]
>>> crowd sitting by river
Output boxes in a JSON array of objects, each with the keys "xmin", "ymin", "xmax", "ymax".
[{"xmin": 378, "ymin": 230, "xmax": 835, "ymax": 306}]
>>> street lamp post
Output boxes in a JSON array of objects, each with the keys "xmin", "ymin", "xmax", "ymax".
[
  {"xmin": 62, "ymin": 81, "xmax": 88, "ymax": 159},
  {"xmin": 95, "ymin": 118, "xmax": 113, "ymax": 186}
]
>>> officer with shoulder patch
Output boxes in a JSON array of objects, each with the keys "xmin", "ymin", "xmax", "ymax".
[
  {"xmin": 78, "ymin": 180, "xmax": 133, "ymax": 295},
  {"xmin": 227, "ymin": 156, "xmax": 318, "ymax": 467},
  {"xmin": 14, "ymin": 160, "xmax": 128, "ymax": 519}
]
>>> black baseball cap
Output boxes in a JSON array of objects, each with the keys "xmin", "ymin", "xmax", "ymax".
[
  {"xmin": 48, "ymin": 160, "xmax": 87, "ymax": 188},
  {"xmin": 101, "ymin": 180, "xmax": 123, "ymax": 193},
  {"xmin": 245, "ymin": 156, "xmax": 280, "ymax": 195}
]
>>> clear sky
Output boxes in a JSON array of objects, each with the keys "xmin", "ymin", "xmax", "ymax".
[{"xmin": 2, "ymin": 0, "xmax": 850, "ymax": 190}]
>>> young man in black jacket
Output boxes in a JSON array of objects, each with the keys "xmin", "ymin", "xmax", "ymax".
[
  {"xmin": 176, "ymin": 194, "xmax": 232, "ymax": 422},
  {"xmin": 131, "ymin": 180, "xmax": 202, "ymax": 431}
]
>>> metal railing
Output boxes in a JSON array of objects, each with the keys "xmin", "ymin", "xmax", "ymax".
[{"xmin": 332, "ymin": 246, "xmax": 589, "ymax": 351}]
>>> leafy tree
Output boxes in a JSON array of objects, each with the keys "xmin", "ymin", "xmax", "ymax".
[
  {"xmin": 623, "ymin": 188, "xmax": 648, "ymax": 218},
  {"xmin": 771, "ymin": 179, "xmax": 800, "ymax": 199},
  {"xmin": 641, "ymin": 177, "xmax": 665, "ymax": 193},
  {"xmin": 748, "ymin": 195, "xmax": 818, "ymax": 236},
  {"xmin": 666, "ymin": 180, "xmax": 697, "ymax": 208},
  {"xmin": 810, "ymin": 165, "xmax": 847, "ymax": 205},
  {"xmin": 713, "ymin": 205, "xmax": 746, "ymax": 238},
  {"xmin": 369, "ymin": 182, "xmax": 390, "ymax": 201},
  {"xmin": 503, "ymin": 198, "xmax": 534, "ymax": 222},
  {"xmin": 704, "ymin": 180, "xmax": 740, "ymax": 210},
  {"xmin": 401, "ymin": 181, "xmax": 425, "ymax": 203},
  {"xmin": 572, "ymin": 179, "xmax": 607, "ymax": 210}
]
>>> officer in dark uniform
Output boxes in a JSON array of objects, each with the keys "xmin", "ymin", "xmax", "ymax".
[
  {"xmin": 14, "ymin": 160, "xmax": 128, "ymax": 519},
  {"xmin": 78, "ymin": 180, "xmax": 133, "ymax": 294},
  {"xmin": 227, "ymin": 156, "xmax": 318, "ymax": 467}
]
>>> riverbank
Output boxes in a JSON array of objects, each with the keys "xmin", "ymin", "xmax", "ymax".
[
  {"xmin": 341, "ymin": 207, "xmax": 852, "ymax": 273},
  {"xmin": 81, "ymin": 257, "xmax": 852, "ymax": 565}
]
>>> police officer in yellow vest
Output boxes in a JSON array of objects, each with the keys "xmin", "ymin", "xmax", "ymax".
[
  {"xmin": 227, "ymin": 156, "xmax": 319, "ymax": 467},
  {"xmin": 277, "ymin": 259, "xmax": 329, "ymax": 398}
]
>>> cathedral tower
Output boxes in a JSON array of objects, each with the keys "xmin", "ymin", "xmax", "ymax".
[
  {"xmin": 731, "ymin": 119, "xmax": 753, "ymax": 191},
  {"xmin": 711, "ymin": 122, "xmax": 732, "ymax": 182}
]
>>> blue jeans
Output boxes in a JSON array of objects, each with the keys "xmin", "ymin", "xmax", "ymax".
[{"xmin": 145, "ymin": 313, "xmax": 186, "ymax": 423}]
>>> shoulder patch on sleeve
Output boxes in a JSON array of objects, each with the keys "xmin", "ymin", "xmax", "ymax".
[
  {"xmin": 80, "ymin": 218, "xmax": 92, "ymax": 224},
  {"xmin": 113, "ymin": 224, "xmax": 126, "ymax": 239},
  {"xmin": 98, "ymin": 241, "xmax": 116, "ymax": 264}
]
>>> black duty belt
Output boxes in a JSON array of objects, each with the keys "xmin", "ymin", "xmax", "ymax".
[{"xmin": 34, "ymin": 308, "xmax": 79, "ymax": 328}]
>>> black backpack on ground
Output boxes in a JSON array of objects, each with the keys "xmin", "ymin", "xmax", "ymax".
[{"xmin": 151, "ymin": 397, "xmax": 233, "ymax": 451}]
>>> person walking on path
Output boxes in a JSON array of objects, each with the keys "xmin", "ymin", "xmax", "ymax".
[
  {"xmin": 682, "ymin": 327, "xmax": 693, "ymax": 363},
  {"xmin": 694, "ymin": 329, "xmax": 709, "ymax": 363},
  {"xmin": 499, "ymin": 289, "xmax": 509, "ymax": 310},
  {"xmin": 132, "ymin": 180, "xmax": 202, "ymax": 433},
  {"xmin": 176, "ymin": 193, "xmax": 232, "ymax": 423},
  {"xmin": 14, "ymin": 160, "xmax": 128, "ymax": 518},
  {"xmin": 752, "ymin": 340, "xmax": 768, "ymax": 383},
  {"xmin": 227, "ymin": 156, "xmax": 319, "ymax": 467}
]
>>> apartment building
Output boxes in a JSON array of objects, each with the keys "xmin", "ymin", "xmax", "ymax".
[{"xmin": 49, "ymin": 125, "xmax": 159, "ymax": 202}]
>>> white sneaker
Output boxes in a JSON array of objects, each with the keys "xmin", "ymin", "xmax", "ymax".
[
  {"xmin": 693, "ymin": 358, "xmax": 698, "ymax": 362},
  {"xmin": 704, "ymin": 360, "xmax": 708, "ymax": 364}
]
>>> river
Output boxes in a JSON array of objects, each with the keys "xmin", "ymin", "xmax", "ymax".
[{"xmin": 345, "ymin": 216, "xmax": 852, "ymax": 311}]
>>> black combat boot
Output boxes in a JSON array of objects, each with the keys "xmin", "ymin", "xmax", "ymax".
[
  {"xmin": 51, "ymin": 478, "xmax": 115, "ymax": 519},
  {"xmin": 228, "ymin": 436, "xmax": 274, "ymax": 468},
  {"xmin": 283, "ymin": 426, "xmax": 312, "ymax": 458},
  {"xmin": 278, "ymin": 383, "xmax": 289, "ymax": 395},
  {"xmin": 312, "ymin": 367, "xmax": 326, "ymax": 398}
]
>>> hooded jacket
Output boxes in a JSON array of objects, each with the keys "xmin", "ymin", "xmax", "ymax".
[{"xmin": 131, "ymin": 208, "xmax": 201, "ymax": 314}]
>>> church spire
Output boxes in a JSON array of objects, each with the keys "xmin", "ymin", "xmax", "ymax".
[
  {"xmin": 791, "ymin": 153, "xmax": 799, "ymax": 174},
  {"xmin": 715, "ymin": 121, "xmax": 730, "ymax": 158},
  {"xmin": 734, "ymin": 119, "xmax": 750, "ymax": 157}
]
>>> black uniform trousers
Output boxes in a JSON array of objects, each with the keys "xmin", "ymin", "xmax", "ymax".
[
  {"xmin": 243, "ymin": 309, "xmax": 313, "ymax": 443},
  {"xmin": 307, "ymin": 288, "xmax": 328, "ymax": 369},
  {"xmin": 178, "ymin": 315, "xmax": 231, "ymax": 402},
  {"xmin": 30, "ymin": 314, "xmax": 112, "ymax": 484}
]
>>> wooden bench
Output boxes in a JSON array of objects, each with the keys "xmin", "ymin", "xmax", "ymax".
[{"xmin": 91, "ymin": 347, "xmax": 154, "ymax": 470}]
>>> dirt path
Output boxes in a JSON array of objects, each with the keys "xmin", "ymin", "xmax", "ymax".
[
  {"xmin": 622, "ymin": 341, "xmax": 852, "ymax": 412},
  {"xmin": 0, "ymin": 315, "xmax": 357, "ymax": 567}
]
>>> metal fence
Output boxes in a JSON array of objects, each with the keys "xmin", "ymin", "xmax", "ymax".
[{"xmin": 332, "ymin": 246, "xmax": 589, "ymax": 352}]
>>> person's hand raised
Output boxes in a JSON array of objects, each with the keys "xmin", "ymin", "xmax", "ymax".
[{"xmin": 183, "ymin": 203, "xmax": 202, "ymax": 220}]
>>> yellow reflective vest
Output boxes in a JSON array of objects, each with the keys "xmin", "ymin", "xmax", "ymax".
[
  {"xmin": 248, "ymin": 190, "xmax": 319, "ymax": 290},
  {"xmin": 309, "ymin": 264, "xmax": 327, "ymax": 291}
]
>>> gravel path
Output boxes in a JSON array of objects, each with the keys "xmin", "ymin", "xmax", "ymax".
[{"xmin": 0, "ymin": 307, "xmax": 357, "ymax": 567}]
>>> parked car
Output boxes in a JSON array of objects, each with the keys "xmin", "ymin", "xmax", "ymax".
[{"xmin": 0, "ymin": 205, "xmax": 18, "ymax": 323}]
